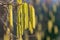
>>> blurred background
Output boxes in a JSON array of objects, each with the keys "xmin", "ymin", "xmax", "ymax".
[{"xmin": 0, "ymin": 0, "xmax": 60, "ymax": 40}]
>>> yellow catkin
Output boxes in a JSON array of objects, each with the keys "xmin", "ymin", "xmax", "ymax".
[
  {"xmin": 8, "ymin": 4, "xmax": 13, "ymax": 31},
  {"xmin": 18, "ymin": 35, "xmax": 23, "ymax": 40},
  {"xmin": 20, "ymin": 11, "xmax": 24, "ymax": 35},
  {"xmin": 49, "ymin": 11, "xmax": 55, "ymax": 23},
  {"xmin": 53, "ymin": 4, "xmax": 57, "ymax": 12},
  {"xmin": 4, "ymin": 28, "xmax": 10, "ymax": 40},
  {"xmin": 42, "ymin": 3, "xmax": 48, "ymax": 12},
  {"xmin": 49, "ymin": 11, "xmax": 53, "ymax": 17},
  {"xmin": 51, "ymin": 16, "xmax": 55, "ymax": 23},
  {"xmin": 31, "ymin": 6, "xmax": 36, "ymax": 29},
  {"xmin": 17, "ymin": 0, "xmax": 23, "ymax": 38},
  {"xmin": 29, "ymin": 5, "xmax": 36, "ymax": 29},
  {"xmin": 35, "ymin": 32, "xmax": 42, "ymax": 40},
  {"xmin": 4, "ymin": 22, "xmax": 9, "ymax": 40},
  {"xmin": 7, "ymin": 4, "xmax": 13, "ymax": 40},
  {"xmin": 38, "ymin": 23, "xmax": 42, "ymax": 31},
  {"xmin": 39, "ymin": 13, "xmax": 43, "ymax": 21},
  {"xmin": 54, "ymin": 25, "xmax": 58, "ymax": 34},
  {"xmin": 20, "ymin": 36, "xmax": 23, "ymax": 40},
  {"xmin": 41, "ymin": 32, "xmax": 45, "ymax": 38},
  {"xmin": 46, "ymin": 36, "xmax": 50, "ymax": 40},
  {"xmin": 17, "ymin": 5, "xmax": 21, "ymax": 37},
  {"xmin": 17, "ymin": 0, "xmax": 22, "ymax": 4},
  {"xmin": 48, "ymin": 20, "xmax": 53, "ymax": 33},
  {"xmin": 29, "ymin": 22, "xmax": 33, "ymax": 34},
  {"xmin": 23, "ymin": 2, "xmax": 28, "ymax": 30},
  {"xmin": 20, "ymin": 4, "xmax": 24, "ymax": 35}
]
